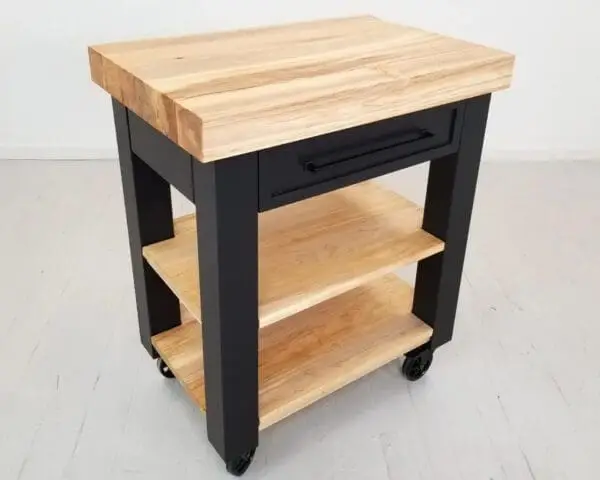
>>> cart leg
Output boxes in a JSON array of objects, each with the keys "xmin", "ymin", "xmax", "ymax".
[
  {"xmin": 112, "ymin": 99, "xmax": 181, "ymax": 357},
  {"xmin": 193, "ymin": 154, "xmax": 259, "ymax": 470},
  {"xmin": 412, "ymin": 94, "xmax": 491, "ymax": 349}
]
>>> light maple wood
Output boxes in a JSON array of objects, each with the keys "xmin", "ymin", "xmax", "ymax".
[
  {"xmin": 152, "ymin": 274, "xmax": 433, "ymax": 429},
  {"xmin": 89, "ymin": 16, "xmax": 514, "ymax": 162},
  {"xmin": 142, "ymin": 181, "xmax": 444, "ymax": 327},
  {"xmin": 180, "ymin": 303, "xmax": 195, "ymax": 324}
]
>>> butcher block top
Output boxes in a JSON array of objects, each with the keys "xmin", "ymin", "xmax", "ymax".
[{"xmin": 89, "ymin": 16, "xmax": 514, "ymax": 163}]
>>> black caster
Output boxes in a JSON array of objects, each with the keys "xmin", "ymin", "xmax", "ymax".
[
  {"xmin": 401, "ymin": 346, "xmax": 433, "ymax": 381},
  {"xmin": 157, "ymin": 358, "xmax": 175, "ymax": 378},
  {"xmin": 226, "ymin": 449, "xmax": 256, "ymax": 476}
]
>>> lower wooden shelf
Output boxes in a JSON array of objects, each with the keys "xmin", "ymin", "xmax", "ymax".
[{"xmin": 152, "ymin": 274, "xmax": 432, "ymax": 430}]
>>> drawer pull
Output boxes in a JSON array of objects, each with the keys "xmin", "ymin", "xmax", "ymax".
[{"xmin": 301, "ymin": 127, "xmax": 434, "ymax": 174}]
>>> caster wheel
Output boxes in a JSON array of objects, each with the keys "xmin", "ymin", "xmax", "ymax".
[
  {"xmin": 402, "ymin": 348, "xmax": 433, "ymax": 381},
  {"xmin": 226, "ymin": 448, "xmax": 256, "ymax": 476},
  {"xmin": 157, "ymin": 358, "xmax": 174, "ymax": 378}
]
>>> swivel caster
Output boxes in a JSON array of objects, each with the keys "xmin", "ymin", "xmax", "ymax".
[
  {"xmin": 157, "ymin": 358, "xmax": 175, "ymax": 378},
  {"xmin": 401, "ymin": 346, "xmax": 433, "ymax": 381},
  {"xmin": 226, "ymin": 448, "xmax": 256, "ymax": 476}
]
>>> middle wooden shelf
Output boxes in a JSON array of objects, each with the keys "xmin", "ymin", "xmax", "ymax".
[{"xmin": 143, "ymin": 181, "xmax": 444, "ymax": 327}]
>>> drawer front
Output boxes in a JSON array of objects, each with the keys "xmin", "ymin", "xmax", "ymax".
[{"xmin": 259, "ymin": 103, "xmax": 464, "ymax": 211}]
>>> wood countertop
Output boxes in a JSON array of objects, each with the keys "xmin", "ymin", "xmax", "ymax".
[{"xmin": 89, "ymin": 16, "xmax": 514, "ymax": 162}]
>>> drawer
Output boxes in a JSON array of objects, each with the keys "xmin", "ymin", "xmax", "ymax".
[{"xmin": 258, "ymin": 102, "xmax": 464, "ymax": 211}]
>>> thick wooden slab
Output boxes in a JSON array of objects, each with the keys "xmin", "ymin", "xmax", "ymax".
[
  {"xmin": 89, "ymin": 16, "xmax": 514, "ymax": 162},
  {"xmin": 142, "ymin": 181, "xmax": 444, "ymax": 328},
  {"xmin": 152, "ymin": 274, "xmax": 433, "ymax": 429}
]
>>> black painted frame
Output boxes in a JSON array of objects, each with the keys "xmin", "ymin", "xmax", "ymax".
[
  {"xmin": 112, "ymin": 94, "xmax": 491, "ymax": 466},
  {"xmin": 413, "ymin": 94, "xmax": 491, "ymax": 349},
  {"xmin": 112, "ymin": 100, "xmax": 182, "ymax": 357},
  {"xmin": 193, "ymin": 154, "xmax": 260, "ymax": 462}
]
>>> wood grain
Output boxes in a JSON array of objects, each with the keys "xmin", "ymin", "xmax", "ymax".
[
  {"xmin": 152, "ymin": 274, "xmax": 433, "ymax": 429},
  {"xmin": 142, "ymin": 181, "xmax": 444, "ymax": 327},
  {"xmin": 89, "ymin": 16, "xmax": 514, "ymax": 162}
]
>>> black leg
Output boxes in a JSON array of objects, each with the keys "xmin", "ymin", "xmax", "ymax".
[
  {"xmin": 193, "ymin": 153, "xmax": 259, "ymax": 463},
  {"xmin": 412, "ymin": 94, "xmax": 491, "ymax": 349},
  {"xmin": 112, "ymin": 99, "xmax": 181, "ymax": 357}
]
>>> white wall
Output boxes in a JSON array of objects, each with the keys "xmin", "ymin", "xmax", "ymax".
[{"xmin": 1, "ymin": 0, "xmax": 599, "ymax": 160}]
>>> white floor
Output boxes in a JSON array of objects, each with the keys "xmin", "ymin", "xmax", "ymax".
[{"xmin": 1, "ymin": 160, "xmax": 599, "ymax": 480}]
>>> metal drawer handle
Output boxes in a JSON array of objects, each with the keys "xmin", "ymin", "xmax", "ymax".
[
  {"xmin": 304, "ymin": 161, "xmax": 318, "ymax": 173},
  {"xmin": 301, "ymin": 127, "xmax": 434, "ymax": 174}
]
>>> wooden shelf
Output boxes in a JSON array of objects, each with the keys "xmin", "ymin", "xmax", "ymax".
[
  {"xmin": 143, "ymin": 181, "xmax": 444, "ymax": 327},
  {"xmin": 152, "ymin": 274, "xmax": 432, "ymax": 429}
]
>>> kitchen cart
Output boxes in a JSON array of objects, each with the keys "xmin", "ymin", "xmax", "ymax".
[{"xmin": 89, "ymin": 16, "xmax": 514, "ymax": 475}]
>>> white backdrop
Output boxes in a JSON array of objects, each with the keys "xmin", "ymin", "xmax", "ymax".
[{"xmin": 1, "ymin": 0, "xmax": 598, "ymax": 160}]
